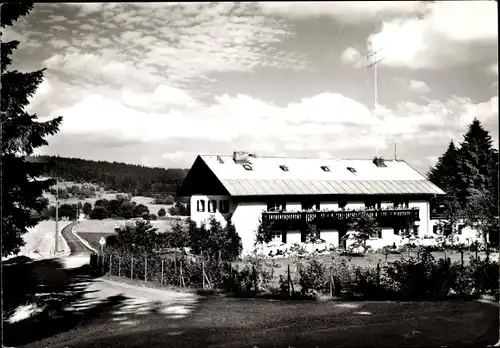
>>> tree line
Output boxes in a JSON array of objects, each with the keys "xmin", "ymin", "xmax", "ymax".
[
  {"xmin": 427, "ymin": 118, "xmax": 498, "ymax": 245},
  {"xmin": 106, "ymin": 215, "xmax": 242, "ymax": 263},
  {"xmin": 27, "ymin": 155, "xmax": 189, "ymax": 197}
]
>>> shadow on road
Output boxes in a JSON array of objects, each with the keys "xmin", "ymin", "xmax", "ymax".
[{"xmin": 3, "ymin": 255, "xmax": 200, "ymax": 348}]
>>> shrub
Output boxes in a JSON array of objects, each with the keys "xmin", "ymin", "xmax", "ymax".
[
  {"xmin": 158, "ymin": 208, "xmax": 166, "ymax": 217},
  {"xmin": 89, "ymin": 206, "xmax": 109, "ymax": 220},
  {"xmin": 297, "ymin": 258, "xmax": 328, "ymax": 295}
]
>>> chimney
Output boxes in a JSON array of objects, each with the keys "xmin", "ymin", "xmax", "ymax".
[
  {"xmin": 233, "ymin": 151, "xmax": 249, "ymax": 163},
  {"xmin": 373, "ymin": 157, "xmax": 386, "ymax": 167}
]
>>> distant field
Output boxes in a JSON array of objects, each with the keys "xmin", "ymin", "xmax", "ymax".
[
  {"xmin": 78, "ymin": 232, "xmax": 114, "ymax": 252},
  {"xmin": 74, "ymin": 218, "xmax": 179, "ymax": 234},
  {"xmin": 43, "ymin": 191, "xmax": 173, "ymax": 215}
]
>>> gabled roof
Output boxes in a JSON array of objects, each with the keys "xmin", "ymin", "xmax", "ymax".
[{"xmin": 178, "ymin": 154, "xmax": 445, "ymax": 197}]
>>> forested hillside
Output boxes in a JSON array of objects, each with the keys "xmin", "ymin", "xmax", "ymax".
[{"xmin": 28, "ymin": 155, "xmax": 188, "ymax": 196}]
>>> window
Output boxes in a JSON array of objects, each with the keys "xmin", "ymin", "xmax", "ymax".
[
  {"xmin": 413, "ymin": 225, "xmax": 419, "ymax": 236},
  {"xmin": 301, "ymin": 201, "xmax": 320, "ymax": 210},
  {"xmin": 458, "ymin": 224, "xmax": 465, "ymax": 235},
  {"xmin": 243, "ymin": 164, "xmax": 253, "ymax": 171},
  {"xmin": 267, "ymin": 200, "xmax": 286, "ymax": 212},
  {"xmin": 271, "ymin": 231, "xmax": 282, "ymax": 243},
  {"xmin": 279, "ymin": 165, "xmax": 289, "ymax": 172},
  {"xmin": 196, "ymin": 200, "xmax": 205, "ymax": 212},
  {"xmin": 338, "ymin": 199, "xmax": 347, "ymax": 209},
  {"xmin": 321, "ymin": 166, "xmax": 330, "ymax": 172},
  {"xmin": 208, "ymin": 200, "xmax": 217, "ymax": 213},
  {"xmin": 346, "ymin": 166, "xmax": 357, "ymax": 174},
  {"xmin": 219, "ymin": 200, "xmax": 230, "ymax": 214},
  {"xmin": 433, "ymin": 225, "xmax": 440, "ymax": 234}
]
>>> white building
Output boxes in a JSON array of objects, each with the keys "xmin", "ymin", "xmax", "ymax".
[{"xmin": 177, "ymin": 152, "xmax": 446, "ymax": 255}]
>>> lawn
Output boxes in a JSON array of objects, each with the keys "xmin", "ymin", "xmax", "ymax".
[{"xmin": 77, "ymin": 232, "xmax": 115, "ymax": 252}]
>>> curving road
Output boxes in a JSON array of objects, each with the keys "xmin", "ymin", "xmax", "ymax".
[{"xmin": 61, "ymin": 221, "xmax": 93, "ymax": 255}]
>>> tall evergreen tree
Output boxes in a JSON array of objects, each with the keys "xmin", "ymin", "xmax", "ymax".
[
  {"xmin": 428, "ymin": 140, "xmax": 462, "ymax": 195},
  {"xmin": 457, "ymin": 118, "xmax": 498, "ymax": 243},
  {"xmin": 1, "ymin": 3, "xmax": 63, "ymax": 256},
  {"xmin": 427, "ymin": 140, "xmax": 463, "ymax": 229},
  {"xmin": 458, "ymin": 118, "xmax": 495, "ymax": 194}
]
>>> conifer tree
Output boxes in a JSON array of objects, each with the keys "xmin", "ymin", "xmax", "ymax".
[
  {"xmin": 427, "ymin": 140, "xmax": 463, "ymax": 229},
  {"xmin": 1, "ymin": 3, "xmax": 63, "ymax": 256},
  {"xmin": 458, "ymin": 119, "xmax": 498, "ymax": 244}
]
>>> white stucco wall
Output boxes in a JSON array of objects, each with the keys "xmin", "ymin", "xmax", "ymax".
[
  {"xmin": 346, "ymin": 201, "xmax": 364, "ymax": 210},
  {"xmin": 190, "ymin": 195, "xmax": 234, "ymax": 227},
  {"xmin": 191, "ymin": 196, "xmax": 434, "ymax": 256},
  {"xmin": 409, "ymin": 200, "xmax": 430, "ymax": 236},
  {"xmin": 287, "ymin": 230, "xmax": 302, "ymax": 244},
  {"xmin": 231, "ymin": 202, "xmax": 267, "ymax": 255},
  {"xmin": 287, "ymin": 202, "xmax": 302, "ymax": 212},
  {"xmin": 321, "ymin": 202, "xmax": 338, "ymax": 210},
  {"xmin": 321, "ymin": 230, "xmax": 339, "ymax": 246}
]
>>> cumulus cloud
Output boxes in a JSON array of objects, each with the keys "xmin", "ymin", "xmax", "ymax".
[
  {"xmin": 367, "ymin": 1, "xmax": 498, "ymax": 70},
  {"xmin": 340, "ymin": 47, "xmax": 365, "ymax": 68},
  {"xmin": 408, "ymin": 80, "xmax": 431, "ymax": 94},
  {"xmin": 35, "ymin": 81, "xmax": 496, "ymax": 167}
]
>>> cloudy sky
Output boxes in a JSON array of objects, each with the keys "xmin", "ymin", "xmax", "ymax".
[{"xmin": 4, "ymin": 1, "xmax": 498, "ymax": 173}]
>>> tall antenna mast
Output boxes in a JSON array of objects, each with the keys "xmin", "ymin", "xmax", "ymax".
[{"xmin": 367, "ymin": 48, "xmax": 385, "ymax": 157}]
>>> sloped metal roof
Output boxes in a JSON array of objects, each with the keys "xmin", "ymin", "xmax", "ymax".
[
  {"xmin": 219, "ymin": 179, "xmax": 444, "ymax": 196},
  {"xmin": 195, "ymin": 155, "xmax": 445, "ymax": 196}
]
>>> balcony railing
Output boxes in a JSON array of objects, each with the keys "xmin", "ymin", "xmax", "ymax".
[{"xmin": 262, "ymin": 208, "xmax": 420, "ymax": 230}]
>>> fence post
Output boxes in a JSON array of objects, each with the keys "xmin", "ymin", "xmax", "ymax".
[
  {"xmin": 376, "ymin": 261, "xmax": 381, "ymax": 288},
  {"xmin": 145, "ymin": 256, "xmax": 148, "ymax": 282},
  {"xmin": 131, "ymin": 257, "xmax": 134, "ymax": 279},
  {"xmin": 161, "ymin": 259, "xmax": 164, "ymax": 285},
  {"xmin": 202, "ymin": 260, "xmax": 205, "ymax": 290},
  {"xmin": 329, "ymin": 266, "xmax": 333, "ymax": 298},
  {"xmin": 174, "ymin": 255, "xmax": 177, "ymax": 276},
  {"xmin": 287, "ymin": 264, "xmax": 292, "ymax": 297},
  {"xmin": 110, "ymin": 255, "xmax": 112, "ymax": 276},
  {"xmin": 230, "ymin": 263, "xmax": 233, "ymax": 293},
  {"xmin": 252, "ymin": 264, "xmax": 257, "ymax": 293},
  {"xmin": 118, "ymin": 256, "xmax": 121, "ymax": 277},
  {"xmin": 101, "ymin": 252, "xmax": 105, "ymax": 276}
]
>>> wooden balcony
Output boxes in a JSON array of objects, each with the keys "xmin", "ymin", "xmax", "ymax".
[{"xmin": 262, "ymin": 208, "xmax": 420, "ymax": 230}]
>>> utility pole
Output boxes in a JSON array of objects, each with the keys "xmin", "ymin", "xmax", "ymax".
[
  {"xmin": 54, "ymin": 181, "xmax": 59, "ymax": 256},
  {"xmin": 367, "ymin": 48, "xmax": 385, "ymax": 158},
  {"xmin": 394, "ymin": 143, "xmax": 397, "ymax": 161}
]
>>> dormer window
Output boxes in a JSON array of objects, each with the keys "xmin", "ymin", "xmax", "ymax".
[
  {"xmin": 279, "ymin": 165, "xmax": 289, "ymax": 172},
  {"xmin": 347, "ymin": 166, "xmax": 357, "ymax": 174},
  {"xmin": 243, "ymin": 164, "xmax": 253, "ymax": 171},
  {"xmin": 321, "ymin": 166, "xmax": 330, "ymax": 172}
]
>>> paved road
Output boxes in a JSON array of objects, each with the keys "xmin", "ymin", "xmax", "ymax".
[
  {"xmin": 23, "ymin": 294, "xmax": 499, "ymax": 348},
  {"xmin": 61, "ymin": 221, "xmax": 93, "ymax": 255}
]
